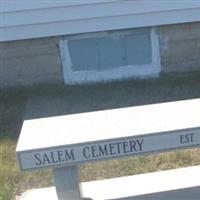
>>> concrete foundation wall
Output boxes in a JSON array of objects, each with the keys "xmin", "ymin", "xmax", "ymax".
[
  {"xmin": 160, "ymin": 22, "xmax": 200, "ymax": 73},
  {"xmin": 0, "ymin": 22, "xmax": 200, "ymax": 87},
  {"xmin": 0, "ymin": 38, "xmax": 63, "ymax": 87}
]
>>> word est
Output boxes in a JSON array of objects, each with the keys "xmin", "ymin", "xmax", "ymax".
[{"xmin": 180, "ymin": 133, "xmax": 195, "ymax": 144}]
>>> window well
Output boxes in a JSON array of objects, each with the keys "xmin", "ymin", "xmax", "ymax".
[{"xmin": 60, "ymin": 27, "xmax": 160, "ymax": 84}]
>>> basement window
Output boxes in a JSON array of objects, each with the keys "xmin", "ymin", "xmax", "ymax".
[{"xmin": 59, "ymin": 27, "xmax": 161, "ymax": 84}]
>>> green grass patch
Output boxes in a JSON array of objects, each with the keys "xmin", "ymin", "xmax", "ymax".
[{"xmin": 80, "ymin": 148, "xmax": 200, "ymax": 181}]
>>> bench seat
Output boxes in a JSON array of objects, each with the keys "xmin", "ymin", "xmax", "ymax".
[
  {"xmin": 16, "ymin": 99, "xmax": 200, "ymax": 170},
  {"xmin": 19, "ymin": 165, "xmax": 200, "ymax": 200}
]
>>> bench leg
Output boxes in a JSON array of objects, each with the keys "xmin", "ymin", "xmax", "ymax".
[{"xmin": 53, "ymin": 166, "xmax": 82, "ymax": 200}]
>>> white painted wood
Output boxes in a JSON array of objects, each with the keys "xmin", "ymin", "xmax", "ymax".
[
  {"xmin": 53, "ymin": 166, "xmax": 82, "ymax": 200},
  {"xmin": 60, "ymin": 27, "xmax": 161, "ymax": 84},
  {"xmin": 16, "ymin": 99, "xmax": 200, "ymax": 170},
  {"xmin": 3, "ymin": 9, "xmax": 200, "ymax": 42},
  {"xmin": 16, "ymin": 99, "xmax": 200, "ymax": 151},
  {"xmin": 1, "ymin": 0, "xmax": 113, "ymax": 13},
  {"xmin": 2, "ymin": 1, "xmax": 200, "ymax": 27},
  {"xmin": 1, "ymin": 0, "xmax": 200, "ymax": 41},
  {"xmin": 19, "ymin": 166, "xmax": 200, "ymax": 200},
  {"xmin": 17, "ymin": 128, "xmax": 200, "ymax": 170},
  {"xmin": 2, "ymin": 0, "xmax": 199, "ymax": 13}
]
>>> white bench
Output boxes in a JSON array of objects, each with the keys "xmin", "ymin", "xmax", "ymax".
[{"xmin": 16, "ymin": 99, "xmax": 200, "ymax": 200}]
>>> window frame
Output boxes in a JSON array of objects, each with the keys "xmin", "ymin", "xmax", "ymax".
[{"xmin": 59, "ymin": 27, "xmax": 161, "ymax": 84}]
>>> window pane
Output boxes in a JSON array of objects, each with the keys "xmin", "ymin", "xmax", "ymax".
[
  {"xmin": 98, "ymin": 36, "xmax": 125, "ymax": 70},
  {"xmin": 68, "ymin": 28, "xmax": 152, "ymax": 72},
  {"xmin": 68, "ymin": 38, "xmax": 98, "ymax": 71},
  {"xmin": 124, "ymin": 31, "xmax": 152, "ymax": 65}
]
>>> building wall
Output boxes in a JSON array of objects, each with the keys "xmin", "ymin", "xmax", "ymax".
[
  {"xmin": 0, "ymin": 38, "xmax": 63, "ymax": 87},
  {"xmin": 160, "ymin": 22, "xmax": 200, "ymax": 73},
  {"xmin": 0, "ymin": 22, "xmax": 200, "ymax": 87}
]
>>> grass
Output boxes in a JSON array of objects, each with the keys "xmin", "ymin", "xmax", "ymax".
[
  {"xmin": 1, "ymin": 72, "xmax": 200, "ymax": 200},
  {"xmin": 0, "ymin": 138, "xmax": 53, "ymax": 200}
]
